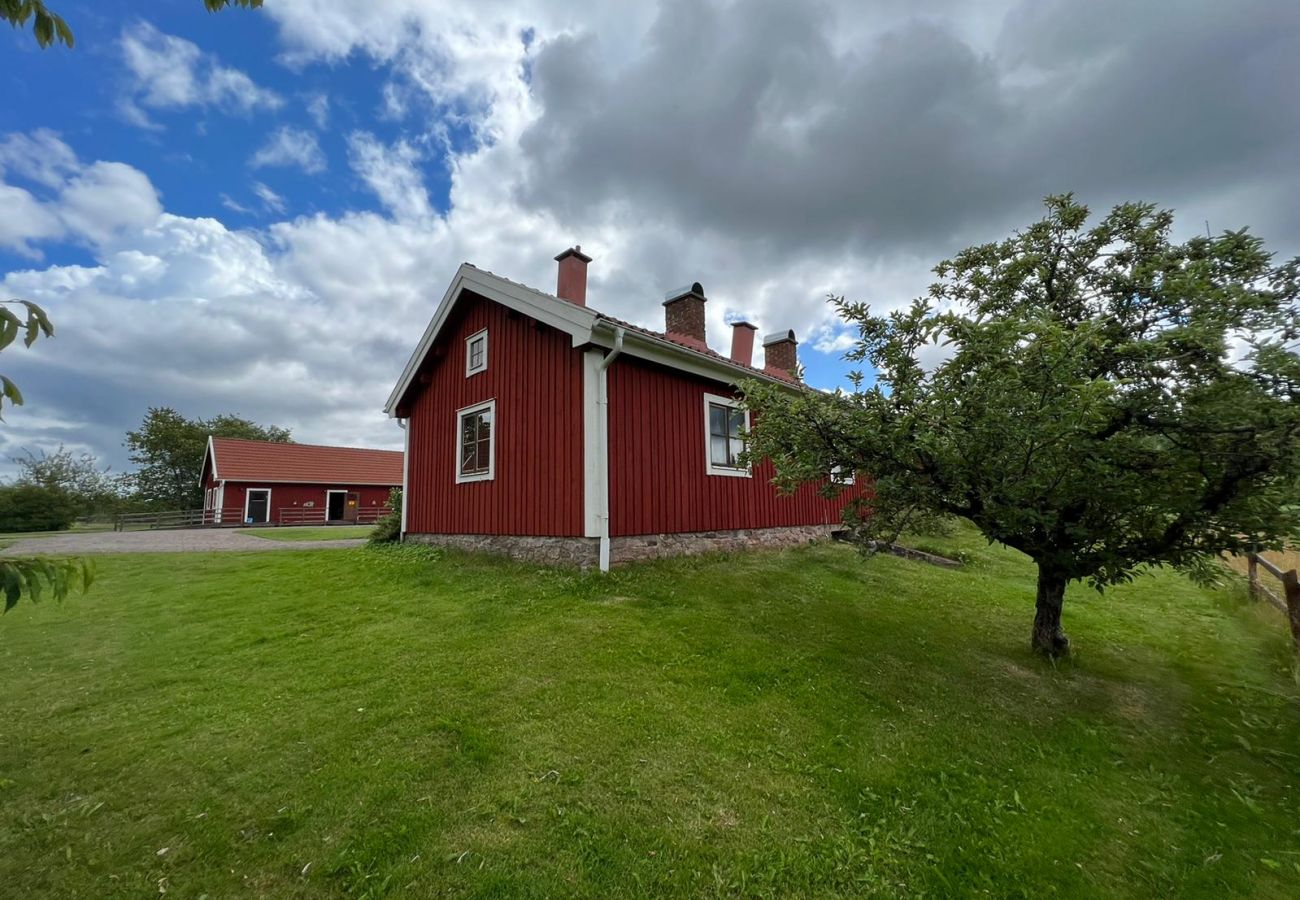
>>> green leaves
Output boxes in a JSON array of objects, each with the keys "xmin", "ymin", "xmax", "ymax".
[
  {"xmin": 0, "ymin": 1, "xmax": 73, "ymax": 48},
  {"xmin": 0, "ymin": 556, "xmax": 93, "ymax": 613},
  {"xmin": 3, "ymin": 0, "xmax": 263, "ymax": 50},
  {"xmin": 0, "ymin": 299, "xmax": 56, "ymax": 419},
  {"xmin": 745, "ymin": 195, "xmax": 1300, "ymax": 638}
]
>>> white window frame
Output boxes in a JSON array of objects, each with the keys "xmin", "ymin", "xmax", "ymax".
[
  {"xmin": 830, "ymin": 466, "xmax": 855, "ymax": 486},
  {"xmin": 703, "ymin": 392, "xmax": 751, "ymax": 478},
  {"xmin": 465, "ymin": 328, "xmax": 488, "ymax": 377},
  {"xmin": 455, "ymin": 398, "xmax": 496, "ymax": 484},
  {"xmin": 243, "ymin": 487, "xmax": 272, "ymax": 524},
  {"xmin": 326, "ymin": 489, "xmax": 348, "ymax": 521}
]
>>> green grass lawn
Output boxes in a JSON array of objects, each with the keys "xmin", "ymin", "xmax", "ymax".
[
  {"xmin": 244, "ymin": 525, "xmax": 376, "ymax": 542},
  {"xmin": 2, "ymin": 529, "xmax": 1298, "ymax": 898}
]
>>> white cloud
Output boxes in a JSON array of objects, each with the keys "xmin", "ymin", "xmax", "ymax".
[
  {"xmin": 0, "ymin": 185, "xmax": 63, "ymax": 256},
  {"xmin": 252, "ymin": 181, "xmax": 287, "ymax": 214},
  {"xmin": 0, "ymin": 132, "xmax": 162, "ymax": 255},
  {"xmin": 250, "ymin": 126, "xmax": 327, "ymax": 174},
  {"xmin": 306, "ymin": 93, "xmax": 330, "ymax": 129},
  {"xmin": 119, "ymin": 23, "xmax": 283, "ymax": 125},
  {"xmin": 346, "ymin": 133, "xmax": 433, "ymax": 220},
  {"xmin": 220, "ymin": 194, "xmax": 253, "ymax": 214}
]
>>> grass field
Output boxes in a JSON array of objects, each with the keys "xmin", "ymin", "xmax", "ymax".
[
  {"xmin": 1, "ymin": 529, "xmax": 1298, "ymax": 897},
  {"xmin": 244, "ymin": 525, "xmax": 376, "ymax": 542}
]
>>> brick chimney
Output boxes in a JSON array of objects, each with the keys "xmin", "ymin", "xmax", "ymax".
[
  {"xmin": 763, "ymin": 330, "xmax": 799, "ymax": 381},
  {"xmin": 663, "ymin": 282, "xmax": 707, "ymax": 349},
  {"xmin": 729, "ymin": 321, "xmax": 758, "ymax": 366},
  {"xmin": 554, "ymin": 246, "xmax": 592, "ymax": 305}
]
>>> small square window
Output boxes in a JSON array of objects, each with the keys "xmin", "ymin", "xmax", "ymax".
[
  {"xmin": 456, "ymin": 399, "xmax": 495, "ymax": 483},
  {"xmin": 704, "ymin": 393, "xmax": 751, "ymax": 477},
  {"xmin": 465, "ymin": 329, "xmax": 488, "ymax": 376},
  {"xmin": 830, "ymin": 466, "xmax": 855, "ymax": 486}
]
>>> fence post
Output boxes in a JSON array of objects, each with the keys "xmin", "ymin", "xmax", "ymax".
[
  {"xmin": 1283, "ymin": 570, "xmax": 1300, "ymax": 651},
  {"xmin": 1247, "ymin": 553, "xmax": 1259, "ymax": 600}
]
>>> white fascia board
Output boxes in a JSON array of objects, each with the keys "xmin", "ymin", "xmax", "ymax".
[
  {"xmin": 385, "ymin": 264, "xmax": 598, "ymax": 415},
  {"xmin": 201, "ymin": 435, "xmax": 218, "ymax": 487}
]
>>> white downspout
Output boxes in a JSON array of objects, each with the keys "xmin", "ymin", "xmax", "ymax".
[
  {"xmin": 597, "ymin": 327, "xmax": 625, "ymax": 572},
  {"xmin": 397, "ymin": 417, "xmax": 409, "ymax": 538}
]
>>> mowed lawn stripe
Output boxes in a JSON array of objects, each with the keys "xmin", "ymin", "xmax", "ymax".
[{"xmin": 1, "ymin": 531, "xmax": 1298, "ymax": 897}]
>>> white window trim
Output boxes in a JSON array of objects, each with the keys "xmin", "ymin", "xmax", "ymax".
[
  {"xmin": 455, "ymin": 398, "xmax": 496, "ymax": 484},
  {"xmin": 465, "ymin": 328, "xmax": 488, "ymax": 377},
  {"xmin": 243, "ymin": 487, "xmax": 272, "ymax": 524},
  {"xmin": 703, "ymin": 392, "xmax": 751, "ymax": 478},
  {"xmin": 830, "ymin": 466, "xmax": 856, "ymax": 486},
  {"xmin": 326, "ymin": 489, "xmax": 348, "ymax": 520}
]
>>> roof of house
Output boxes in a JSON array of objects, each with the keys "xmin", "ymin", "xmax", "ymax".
[
  {"xmin": 386, "ymin": 263, "xmax": 797, "ymax": 416},
  {"xmin": 206, "ymin": 437, "xmax": 403, "ymax": 486}
]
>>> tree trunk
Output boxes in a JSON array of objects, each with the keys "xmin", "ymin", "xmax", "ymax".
[{"xmin": 1032, "ymin": 567, "xmax": 1071, "ymax": 657}]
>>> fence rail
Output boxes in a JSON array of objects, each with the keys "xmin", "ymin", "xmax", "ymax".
[
  {"xmin": 275, "ymin": 507, "xmax": 389, "ymax": 526},
  {"xmin": 114, "ymin": 507, "xmax": 392, "ymax": 530},
  {"xmin": 1246, "ymin": 552, "xmax": 1300, "ymax": 649}
]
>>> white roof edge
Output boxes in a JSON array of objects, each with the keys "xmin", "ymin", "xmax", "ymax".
[
  {"xmin": 385, "ymin": 264, "xmax": 598, "ymax": 415},
  {"xmin": 385, "ymin": 265, "xmax": 799, "ymax": 415},
  {"xmin": 201, "ymin": 434, "xmax": 217, "ymax": 488}
]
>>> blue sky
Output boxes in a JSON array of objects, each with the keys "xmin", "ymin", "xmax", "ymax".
[{"xmin": 1, "ymin": 0, "xmax": 1296, "ymax": 475}]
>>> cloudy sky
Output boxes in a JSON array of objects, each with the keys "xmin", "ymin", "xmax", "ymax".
[{"xmin": 1, "ymin": 0, "xmax": 1297, "ymax": 476}]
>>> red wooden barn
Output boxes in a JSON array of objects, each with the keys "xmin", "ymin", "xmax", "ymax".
[
  {"xmin": 386, "ymin": 248, "xmax": 868, "ymax": 569},
  {"xmin": 199, "ymin": 437, "xmax": 402, "ymax": 525}
]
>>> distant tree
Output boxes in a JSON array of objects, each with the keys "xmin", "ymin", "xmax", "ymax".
[
  {"xmin": 744, "ymin": 196, "xmax": 1300, "ymax": 658},
  {"xmin": 12, "ymin": 444, "xmax": 121, "ymax": 517},
  {"xmin": 0, "ymin": 483, "xmax": 78, "ymax": 532},
  {"xmin": 2, "ymin": 0, "xmax": 262, "ymax": 49},
  {"xmin": 125, "ymin": 408, "xmax": 291, "ymax": 510}
]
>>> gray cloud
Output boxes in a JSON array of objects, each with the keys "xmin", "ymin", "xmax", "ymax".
[{"xmin": 519, "ymin": 0, "xmax": 1300, "ymax": 255}]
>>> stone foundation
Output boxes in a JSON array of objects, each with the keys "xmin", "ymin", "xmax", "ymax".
[
  {"xmin": 404, "ymin": 533, "xmax": 599, "ymax": 567},
  {"xmin": 405, "ymin": 524, "xmax": 840, "ymax": 568}
]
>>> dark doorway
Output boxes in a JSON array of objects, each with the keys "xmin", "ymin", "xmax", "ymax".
[
  {"xmin": 327, "ymin": 490, "xmax": 347, "ymax": 522},
  {"xmin": 246, "ymin": 489, "xmax": 270, "ymax": 524}
]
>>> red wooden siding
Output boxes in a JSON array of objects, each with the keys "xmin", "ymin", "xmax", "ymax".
[
  {"xmin": 607, "ymin": 355, "xmax": 866, "ymax": 536},
  {"xmin": 405, "ymin": 292, "xmax": 585, "ymax": 536},
  {"xmin": 210, "ymin": 481, "xmax": 393, "ymax": 524}
]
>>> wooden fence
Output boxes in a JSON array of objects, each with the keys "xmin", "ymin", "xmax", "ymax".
[
  {"xmin": 114, "ymin": 507, "xmax": 391, "ymax": 530},
  {"xmin": 275, "ymin": 507, "xmax": 389, "ymax": 526},
  {"xmin": 1246, "ymin": 552, "xmax": 1300, "ymax": 649}
]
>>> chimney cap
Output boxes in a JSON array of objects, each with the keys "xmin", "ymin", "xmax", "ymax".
[
  {"xmin": 763, "ymin": 329, "xmax": 797, "ymax": 346},
  {"xmin": 730, "ymin": 320, "xmax": 758, "ymax": 331},
  {"xmin": 663, "ymin": 282, "xmax": 705, "ymax": 305},
  {"xmin": 555, "ymin": 245, "xmax": 592, "ymax": 263}
]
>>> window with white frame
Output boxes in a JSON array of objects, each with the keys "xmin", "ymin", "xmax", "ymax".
[
  {"xmin": 465, "ymin": 328, "xmax": 488, "ymax": 376},
  {"xmin": 704, "ymin": 393, "xmax": 750, "ymax": 477},
  {"xmin": 456, "ymin": 399, "xmax": 495, "ymax": 482},
  {"xmin": 830, "ymin": 466, "xmax": 855, "ymax": 486}
]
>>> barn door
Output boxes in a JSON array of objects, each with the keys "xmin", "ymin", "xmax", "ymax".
[
  {"xmin": 326, "ymin": 491, "xmax": 347, "ymax": 522},
  {"xmin": 246, "ymin": 489, "xmax": 270, "ymax": 524},
  {"xmin": 344, "ymin": 492, "xmax": 360, "ymax": 522}
]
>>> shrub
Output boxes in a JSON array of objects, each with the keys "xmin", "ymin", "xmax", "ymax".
[
  {"xmin": 0, "ymin": 483, "xmax": 79, "ymax": 532},
  {"xmin": 369, "ymin": 488, "xmax": 402, "ymax": 544}
]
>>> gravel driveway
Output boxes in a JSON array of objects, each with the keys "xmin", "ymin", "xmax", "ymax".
[{"xmin": 0, "ymin": 529, "xmax": 365, "ymax": 556}]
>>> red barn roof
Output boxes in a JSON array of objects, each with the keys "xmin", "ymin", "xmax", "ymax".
[{"xmin": 206, "ymin": 437, "xmax": 403, "ymax": 486}]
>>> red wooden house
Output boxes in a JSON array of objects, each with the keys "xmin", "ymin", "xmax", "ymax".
[
  {"xmin": 386, "ymin": 248, "xmax": 868, "ymax": 569},
  {"xmin": 199, "ymin": 437, "xmax": 402, "ymax": 525}
]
